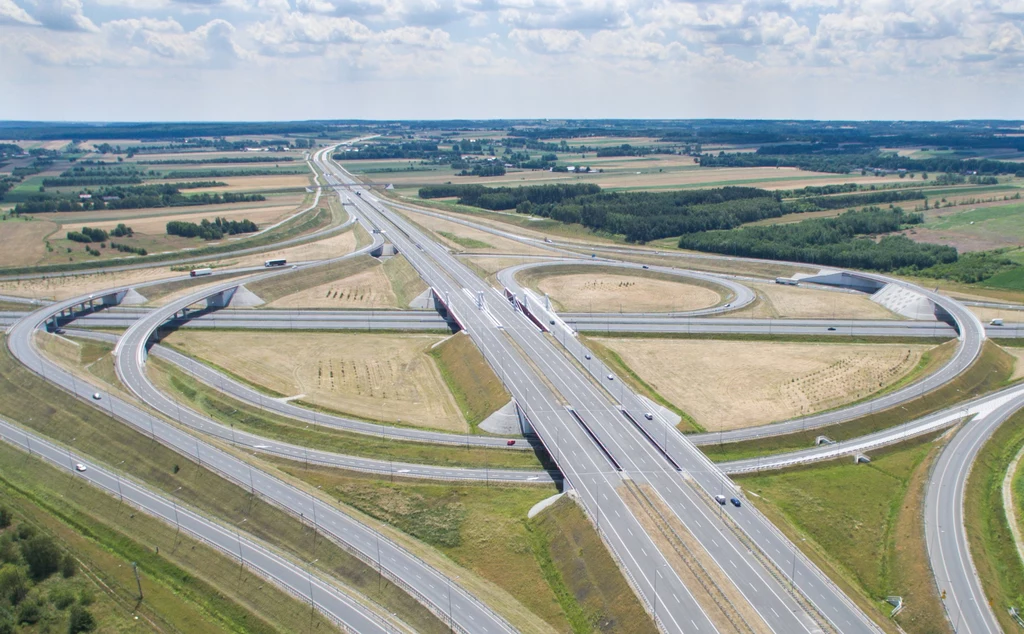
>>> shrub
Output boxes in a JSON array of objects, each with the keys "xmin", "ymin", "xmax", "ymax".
[
  {"xmin": 67, "ymin": 605, "xmax": 95, "ymax": 633},
  {"xmin": 22, "ymin": 535, "xmax": 61, "ymax": 580},
  {"xmin": 0, "ymin": 506, "xmax": 9, "ymax": 529},
  {"xmin": 51, "ymin": 586, "xmax": 75, "ymax": 609},
  {"xmin": 16, "ymin": 598, "xmax": 41, "ymax": 624},
  {"xmin": 0, "ymin": 564, "xmax": 29, "ymax": 604},
  {"xmin": 60, "ymin": 553, "xmax": 76, "ymax": 578}
]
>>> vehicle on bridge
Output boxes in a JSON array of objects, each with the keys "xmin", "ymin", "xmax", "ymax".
[
  {"xmin": 264, "ymin": 259, "xmax": 287, "ymax": 267},
  {"xmin": 190, "ymin": 268, "xmax": 212, "ymax": 277}
]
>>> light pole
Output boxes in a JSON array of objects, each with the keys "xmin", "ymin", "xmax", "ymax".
[
  {"xmin": 115, "ymin": 460, "xmax": 125, "ymax": 503},
  {"xmin": 171, "ymin": 486, "xmax": 183, "ymax": 538},
  {"xmin": 307, "ymin": 557, "xmax": 319, "ymax": 628},
  {"xmin": 236, "ymin": 518, "xmax": 247, "ymax": 568}
]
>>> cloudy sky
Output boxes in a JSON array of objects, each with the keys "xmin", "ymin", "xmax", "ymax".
[{"xmin": 2, "ymin": 0, "xmax": 1023, "ymax": 121}]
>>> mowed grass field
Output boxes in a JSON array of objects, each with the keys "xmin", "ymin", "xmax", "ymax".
[
  {"xmin": 907, "ymin": 199, "xmax": 1024, "ymax": 252},
  {"xmin": 161, "ymin": 330, "xmax": 469, "ymax": 432},
  {"xmin": 592, "ymin": 337, "xmax": 936, "ymax": 431},
  {"xmin": 738, "ymin": 434, "xmax": 953, "ymax": 634},
  {"xmin": 516, "ymin": 264, "xmax": 728, "ymax": 313}
]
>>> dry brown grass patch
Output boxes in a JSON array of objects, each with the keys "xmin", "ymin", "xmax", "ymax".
[
  {"xmin": 596, "ymin": 338, "xmax": 936, "ymax": 431},
  {"xmin": 535, "ymin": 272, "xmax": 721, "ymax": 313},
  {"xmin": 161, "ymin": 330, "xmax": 467, "ymax": 432},
  {"xmin": 0, "ymin": 217, "xmax": 57, "ymax": 267},
  {"xmin": 722, "ymin": 282, "xmax": 900, "ymax": 320}
]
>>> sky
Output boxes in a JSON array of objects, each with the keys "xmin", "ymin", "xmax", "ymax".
[{"xmin": 2, "ymin": 0, "xmax": 1023, "ymax": 122}]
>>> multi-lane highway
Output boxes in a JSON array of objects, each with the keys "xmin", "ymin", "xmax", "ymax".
[
  {"xmin": 321, "ymin": 153, "xmax": 884, "ymax": 634},
  {"xmin": 0, "ymin": 418, "xmax": 404, "ymax": 634},
  {"xmin": 925, "ymin": 388, "xmax": 1024, "ymax": 634},
  {"xmin": 7, "ymin": 241, "xmax": 518, "ymax": 634}
]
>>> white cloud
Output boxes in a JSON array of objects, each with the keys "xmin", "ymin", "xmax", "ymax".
[
  {"xmin": 28, "ymin": 0, "xmax": 96, "ymax": 31},
  {"xmin": 508, "ymin": 26, "xmax": 584, "ymax": 53},
  {"xmin": 0, "ymin": 0, "xmax": 39, "ymax": 25}
]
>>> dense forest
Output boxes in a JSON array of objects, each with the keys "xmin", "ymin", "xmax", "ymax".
[
  {"xmin": 676, "ymin": 208, "xmax": 954, "ymax": 271},
  {"xmin": 419, "ymin": 183, "xmax": 929, "ymax": 243}
]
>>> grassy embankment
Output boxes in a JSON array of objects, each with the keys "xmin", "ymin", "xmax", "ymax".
[
  {"xmin": 0, "ymin": 336, "xmax": 449, "ymax": 633},
  {"xmin": 146, "ymin": 355, "xmax": 549, "ymax": 471},
  {"xmin": 381, "ymin": 254, "xmax": 428, "ymax": 307},
  {"xmin": 0, "ymin": 443, "xmax": 343, "ymax": 634},
  {"xmin": 269, "ymin": 460, "xmax": 579, "ymax": 632},
  {"xmin": 737, "ymin": 433, "xmax": 952, "ymax": 634},
  {"xmin": 580, "ymin": 335, "xmax": 702, "ymax": 433},
  {"xmin": 437, "ymin": 230, "xmax": 494, "ymax": 249},
  {"xmin": 429, "ymin": 332, "xmax": 510, "ymax": 432},
  {"xmin": 703, "ymin": 341, "xmax": 1018, "ymax": 463},
  {"xmin": 964, "ymin": 408, "xmax": 1024, "ymax": 631}
]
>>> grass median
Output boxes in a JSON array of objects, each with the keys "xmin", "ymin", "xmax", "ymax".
[
  {"xmin": 737, "ymin": 432, "xmax": 952, "ymax": 634},
  {"xmin": 429, "ymin": 332, "xmax": 510, "ymax": 432},
  {"xmin": 147, "ymin": 355, "xmax": 551, "ymax": 471},
  {"xmin": 964, "ymin": 408, "xmax": 1024, "ymax": 631},
  {"xmin": 0, "ymin": 335, "xmax": 448, "ymax": 633},
  {"xmin": 703, "ymin": 340, "xmax": 1018, "ymax": 463}
]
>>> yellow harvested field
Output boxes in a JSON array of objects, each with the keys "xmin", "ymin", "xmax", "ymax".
[
  {"xmin": 43, "ymin": 194, "xmax": 304, "ymax": 226},
  {"xmin": 402, "ymin": 211, "xmax": 552, "ymax": 256},
  {"xmin": 203, "ymin": 174, "xmax": 311, "ymax": 193},
  {"xmin": 0, "ymin": 218, "xmax": 57, "ymax": 267},
  {"xmin": 719, "ymin": 282, "xmax": 899, "ymax": 320},
  {"xmin": 536, "ymin": 273, "xmax": 721, "ymax": 313},
  {"xmin": 220, "ymin": 228, "xmax": 357, "ymax": 268},
  {"xmin": 162, "ymin": 331, "xmax": 466, "ymax": 431},
  {"xmin": 0, "ymin": 267, "xmax": 182, "ymax": 301},
  {"xmin": 78, "ymin": 204, "xmax": 298, "ymax": 236},
  {"xmin": 267, "ymin": 263, "xmax": 397, "ymax": 309},
  {"xmin": 597, "ymin": 338, "xmax": 935, "ymax": 431}
]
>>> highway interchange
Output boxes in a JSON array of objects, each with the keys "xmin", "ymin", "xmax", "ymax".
[{"xmin": 0, "ymin": 142, "xmax": 1020, "ymax": 633}]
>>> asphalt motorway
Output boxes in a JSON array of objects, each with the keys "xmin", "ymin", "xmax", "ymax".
[
  {"xmin": 325, "ymin": 156, "xmax": 883, "ymax": 634},
  {"xmin": 925, "ymin": 388, "xmax": 1024, "ymax": 634},
  {"xmin": 0, "ymin": 418, "xmax": 402, "ymax": 634}
]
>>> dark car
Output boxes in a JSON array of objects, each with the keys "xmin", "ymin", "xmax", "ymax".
[
  {"xmin": 642, "ymin": 265, "xmax": 650, "ymax": 269},
  {"xmin": 827, "ymin": 327, "xmax": 837, "ymax": 331},
  {"xmin": 730, "ymin": 497, "xmax": 742, "ymax": 507}
]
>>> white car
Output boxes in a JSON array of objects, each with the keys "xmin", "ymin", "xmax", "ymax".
[
  {"xmin": 714, "ymin": 494, "xmax": 727, "ymax": 505},
  {"xmin": 585, "ymin": 354, "xmax": 591, "ymax": 360},
  {"xmin": 644, "ymin": 412, "xmax": 654, "ymax": 420},
  {"xmin": 92, "ymin": 392, "xmax": 101, "ymax": 400},
  {"xmin": 607, "ymin": 374, "xmax": 614, "ymax": 380},
  {"xmin": 74, "ymin": 463, "xmax": 87, "ymax": 472}
]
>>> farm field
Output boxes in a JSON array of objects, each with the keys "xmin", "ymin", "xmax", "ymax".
[
  {"xmin": 161, "ymin": 330, "xmax": 468, "ymax": 432},
  {"xmin": 0, "ymin": 215, "xmax": 58, "ymax": 267},
  {"xmin": 593, "ymin": 337, "xmax": 935, "ymax": 431},
  {"xmin": 904, "ymin": 199, "xmax": 1024, "ymax": 252},
  {"xmin": 177, "ymin": 173, "xmax": 311, "ymax": 193},
  {"xmin": 719, "ymin": 282, "xmax": 901, "ymax": 320},
  {"xmin": 219, "ymin": 223, "xmax": 359, "ymax": 269}
]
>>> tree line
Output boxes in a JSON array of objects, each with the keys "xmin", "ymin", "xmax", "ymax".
[
  {"xmin": 698, "ymin": 149, "xmax": 1024, "ymax": 176},
  {"xmin": 676, "ymin": 208, "xmax": 955, "ymax": 271},
  {"xmin": 14, "ymin": 185, "xmax": 262, "ymax": 214},
  {"xmin": 166, "ymin": 217, "xmax": 258, "ymax": 240}
]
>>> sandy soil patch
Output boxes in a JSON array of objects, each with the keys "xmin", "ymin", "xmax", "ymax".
[
  {"xmin": 0, "ymin": 267, "xmax": 183, "ymax": 301},
  {"xmin": 0, "ymin": 218, "xmax": 58, "ymax": 267},
  {"xmin": 42, "ymin": 195, "xmax": 304, "ymax": 226},
  {"xmin": 597, "ymin": 338, "xmax": 933, "ymax": 431},
  {"xmin": 267, "ymin": 263, "xmax": 397, "ymax": 309},
  {"xmin": 719, "ymin": 282, "xmax": 899, "ymax": 320},
  {"xmin": 219, "ymin": 228, "xmax": 357, "ymax": 268},
  {"xmin": 403, "ymin": 211, "xmax": 551, "ymax": 256},
  {"xmin": 162, "ymin": 331, "xmax": 466, "ymax": 431},
  {"xmin": 535, "ymin": 273, "xmax": 721, "ymax": 313}
]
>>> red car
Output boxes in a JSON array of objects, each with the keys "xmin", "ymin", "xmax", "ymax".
[{"xmin": 506, "ymin": 439, "xmax": 516, "ymax": 446}]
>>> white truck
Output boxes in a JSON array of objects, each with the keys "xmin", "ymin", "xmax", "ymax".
[
  {"xmin": 990, "ymin": 318, "xmax": 1003, "ymax": 326},
  {"xmin": 189, "ymin": 268, "xmax": 212, "ymax": 277}
]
